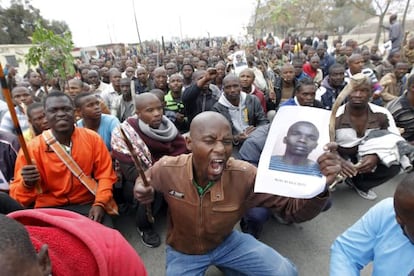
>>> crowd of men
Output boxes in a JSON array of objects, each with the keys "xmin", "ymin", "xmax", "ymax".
[{"xmin": 0, "ymin": 13, "xmax": 414, "ymax": 275}]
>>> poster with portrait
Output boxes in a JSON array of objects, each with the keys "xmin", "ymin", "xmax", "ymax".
[
  {"xmin": 255, "ymin": 106, "xmax": 331, "ymax": 198},
  {"xmin": 231, "ymin": 50, "xmax": 248, "ymax": 75}
]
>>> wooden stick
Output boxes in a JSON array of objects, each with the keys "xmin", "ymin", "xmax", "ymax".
[
  {"xmin": 0, "ymin": 64, "xmax": 42, "ymax": 194},
  {"xmin": 119, "ymin": 126, "xmax": 154, "ymax": 224}
]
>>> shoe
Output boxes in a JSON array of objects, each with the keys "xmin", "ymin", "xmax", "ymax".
[
  {"xmin": 355, "ymin": 188, "xmax": 377, "ymax": 200},
  {"xmin": 139, "ymin": 228, "xmax": 161, "ymax": 248},
  {"xmin": 240, "ymin": 218, "xmax": 262, "ymax": 239}
]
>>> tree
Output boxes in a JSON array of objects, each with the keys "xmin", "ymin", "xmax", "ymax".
[
  {"xmin": 25, "ymin": 22, "xmax": 75, "ymax": 85},
  {"xmin": 0, "ymin": 0, "xmax": 70, "ymax": 44},
  {"xmin": 248, "ymin": 0, "xmax": 372, "ymax": 41}
]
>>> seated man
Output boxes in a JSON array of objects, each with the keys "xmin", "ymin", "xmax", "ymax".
[
  {"xmin": 267, "ymin": 63, "xmax": 298, "ymax": 111},
  {"xmin": 379, "ymin": 61, "xmax": 409, "ymax": 104},
  {"xmin": 87, "ymin": 69, "xmax": 111, "ymax": 96},
  {"xmin": 335, "ymin": 74, "xmax": 401, "ymax": 200},
  {"xmin": 292, "ymin": 57, "xmax": 310, "ymax": 82},
  {"xmin": 239, "ymin": 68, "xmax": 267, "ymax": 112},
  {"xmin": 75, "ymin": 92, "xmax": 120, "ymax": 152},
  {"xmin": 111, "ymin": 93, "xmax": 188, "ymax": 248},
  {"xmin": 0, "ymin": 86, "xmax": 33, "ymax": 134},
  {"xmin": 66, "ymin": 78, "xmax": 110, "ymax": 117},
  {"xmin": 212, "ymin": 74, "xmax": 269, "ymax": 146},
  {"xmin": 0, "ymin": 130, "xmax": 19, "ymax": 191},
  {"xmin": 152, "ymin": 67, "xmax": 169, "ymax": 94},
  {"xmin": 345, "ymin": 53, "xmax": 383, "ymax": 105},
  {"xmin": 134, "ymin": 111, "xmax": 340, "ymax": 275},
  {"xmin": 281, "ymin": 78, "xmax": 324, "ymax": 108},
  {"xmin": 65, "ymin": 78, "xmax": 84, "ymax": 100},
  {"xmin": 330, "ymin": 173, "xmax": 414, "ymax": 275},
  {"xmin": 387, "ymin": 73, "xmax": 414, "ymax": 142},
  {"xmin": 8, "ymin": 92, "xmax": 117, "ymax": 227},
  {"xmin": 302, "ymin": 55, "xmax": 323, "ymax": 85},
  {"xmin": 134, "ymin": 66, "xmax": 152, "ymax": 94},
  {"xmin": 164, "ymin": 73, "xmax": 189, "ymax": 133},
  {"xmin": 316, "ymin": 63, "xmax": 346, "ymax": 110},
  {"xmin": 1, "ymin": 209, "xmax": 147, "ymax": 275},
  {"xmin": 113, "ymin": 78, "xmax": 135, "ymax": 122},
  {"xmin": 23, "ymin": 102, "xmax": 49, "ymax": 142},
  {"xmin": 182, "ymin": 68, "xmax": 221, "ymax": 124}
]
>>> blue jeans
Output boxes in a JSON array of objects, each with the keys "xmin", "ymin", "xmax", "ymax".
[{"xmin": 166, "ymin": 230, "xmax": 298, "ymax": 276}]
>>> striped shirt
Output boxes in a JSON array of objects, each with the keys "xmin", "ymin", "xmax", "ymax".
[
  {"xmin": 268, "ymin": 155, "xmax": 322, "ymax": 177},
  {"xmin": 0, "ymin": 106, "xmax": 29, "ymax": 134}
]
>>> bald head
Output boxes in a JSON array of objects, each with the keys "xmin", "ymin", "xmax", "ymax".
[
  {"xmin": 192, "ymin": 70, "xmax": 206, "ymax": 81},
  {"xmin": 135, "ymin": 92, "xmax": 161, "ymax": 111},
  {"xmin": 281, "ymin": 63, "xmax": 294, "ymax": 72},
  {"xmin": 190, "ymin": 111, "xmax": 231, "ymax": 138},
  {"xmin": 239, "ymin": 68, "xmax": 255, "ymax": 78},
  {"xmin": 222, "ymin": 73, "xmax": 239, "ymax": 84},
  {"xmin": 395, "ymin": 173, "xmax": 414, "ymax": 219},
  {"xmin": 68, "ymin": 78, "xmax": 83, "ymax": 87},
  {"xmin": 348, "ymin": 54, "xmax": 362, "ymax": 64},
  {"xmin": 153, "ymin": 67, "xmax": 167, "ymax": 76}
]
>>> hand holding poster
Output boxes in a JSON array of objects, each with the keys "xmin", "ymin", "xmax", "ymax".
[{"xmin": 255, "ymin": 106, "xmax": 331, "ymax": 198}]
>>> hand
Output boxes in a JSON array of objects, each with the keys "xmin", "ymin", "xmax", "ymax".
[
  {"xmin": 340, "ymin": 159, "xmax": 358, "ymax": 178},
  {"xmin": 205, "ymin": 67, "xmax": 217, "ymax": 81},
  {"xmin": 88, "ymin": 205, "xmax": 105, "ymax": 223},
  {"xmin": 176, "ymin": 112, "xmax": 185, "ymax": 123},
  {"xmin": 235, "ymin": 126, "xmax": 256, "ymax": 143},
  {"xmin": 21, "ymin": 164, "xmax": 40, "ymax": 189},
  {"xmin": 372, "ymin": 93, "xmax": 381, "ymax": 100},
  {"xmin": 134, "ymin": 177, "xmax": 154, "ymax": 205},
  {"xmin": 317, "ymin": 142, "xmax": 342, "ymax": 185},
  {"xmin": 356, "ymin": 154, "xmax": 379, "ymax": 174},
  {"xmin": 268, "ymin": 90, "xmax": 276, "ymax": 102},
  {"xmin": 244, "ymin": 126, "xmax": 256, "ymax": 135}
]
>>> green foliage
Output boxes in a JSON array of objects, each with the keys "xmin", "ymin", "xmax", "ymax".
[
  {"xmin": 25, "ymin": 22, "xmax": 75, "ymax": 81},
  {"xmin": 251, "ymin": 0, "xmax": 374, "ymax": 38}
]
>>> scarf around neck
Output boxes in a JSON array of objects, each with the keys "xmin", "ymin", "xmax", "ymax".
[{"xmin": 138, "ymin": 115, "xmax": 178, "ymax": 142}]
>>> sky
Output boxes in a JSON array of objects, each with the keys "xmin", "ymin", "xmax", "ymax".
[{"xmin": 27, "ymin": 0, "xmax": 257, "ymax": 47}]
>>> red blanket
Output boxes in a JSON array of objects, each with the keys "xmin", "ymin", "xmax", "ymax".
[{"xmin": 8, "ymin": 209, "xmax": 147, "ymax": 276}]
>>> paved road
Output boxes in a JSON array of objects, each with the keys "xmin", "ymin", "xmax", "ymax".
[{"xmin": 115, "ymin": 172, "xmax": 406, "ymax": 275}]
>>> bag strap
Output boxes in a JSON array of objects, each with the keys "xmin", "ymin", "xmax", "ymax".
[
  {"xmin": 42, "ymin": 130, "xmax": 97, "ymax": 195},
  {"xmin": 42, "ymin": 130, "xmax": 118, "ymax": 215}
]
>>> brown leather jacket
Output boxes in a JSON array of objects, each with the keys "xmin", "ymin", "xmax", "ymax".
[{"xmin": 147, "ymin": 154, "xmax": 329, "ymax": 255}]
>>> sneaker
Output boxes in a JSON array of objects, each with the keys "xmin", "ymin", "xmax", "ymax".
[
  {"xmin": 139, "ymin": 228, "xmax": 161, "ymax": 248},
  {"xmin": 355, "ymin": 188, "xmax": 377, "ymax": 200}
]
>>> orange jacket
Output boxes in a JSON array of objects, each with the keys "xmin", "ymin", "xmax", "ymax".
[{"xmin": 10, "ymin": 127, "xmax": 116, "ymax": 208}]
